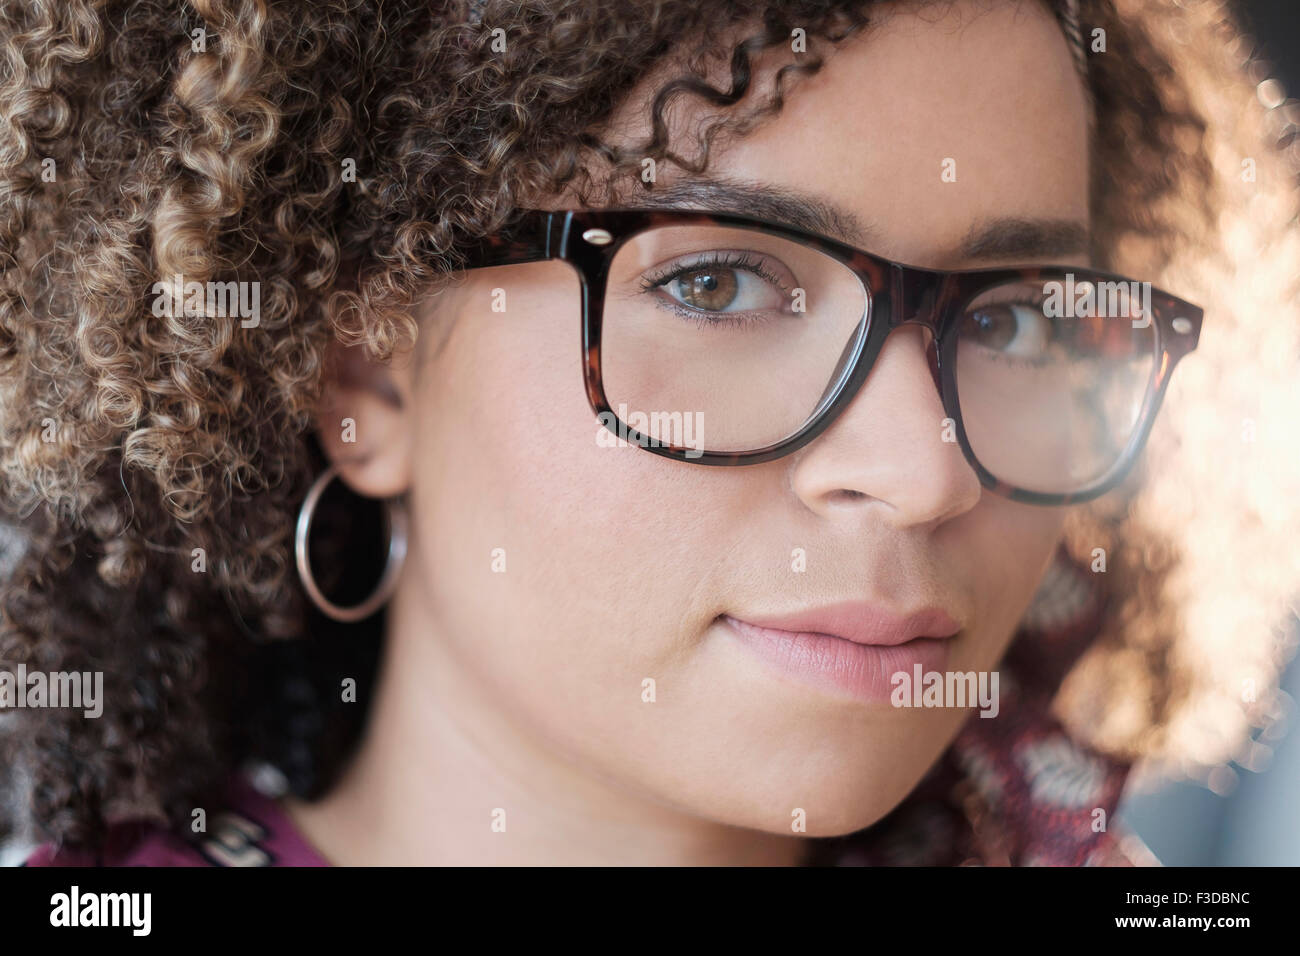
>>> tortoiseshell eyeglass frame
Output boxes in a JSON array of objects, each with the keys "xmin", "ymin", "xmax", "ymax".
[{"xmin": 462, "ymin": 208, "xmax": 1204, "ymax": 506}]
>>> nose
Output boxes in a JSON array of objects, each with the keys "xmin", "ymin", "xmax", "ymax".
[{"xmin": 789, "ymin": 324, "xmax": 982, "ymax": 527}]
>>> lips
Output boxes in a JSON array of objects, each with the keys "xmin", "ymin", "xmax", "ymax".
[
  {"xmin": 727, "ymin": 601, "xmax": 961, "ymax": 647},
  {"xmin": 719, "ymin": 601, "xmax": 963, "ymax": 702}
]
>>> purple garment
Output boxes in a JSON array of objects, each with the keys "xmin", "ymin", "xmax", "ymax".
[{"xmin": 26, "ymin": 775, "xmax": 329, "ymax": 867}]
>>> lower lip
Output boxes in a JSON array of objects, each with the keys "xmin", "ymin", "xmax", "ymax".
[{"xmin": 721, "ymin": 615, "xmax": 952, "ymax": 703}]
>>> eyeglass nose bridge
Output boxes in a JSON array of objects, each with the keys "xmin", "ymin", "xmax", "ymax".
[
  {"xmin": 885, "ymin": 262, "xmax": 948, "ymax": 335},
  {"xmin": 857, "ymin": 262, "xmax": 949, "ymax": 393},
  {"xmin": 813, "ymin": 259, "xmax": 952, "ymax": 427}
]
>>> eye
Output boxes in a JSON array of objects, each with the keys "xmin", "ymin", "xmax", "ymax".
[
  {"xmin": 643, "ymin": 250, "xmax": 793, "ymax": 318},
  {"xmin": 960, "ymin": 301, "xmax": 1054, "ymax": 360}
]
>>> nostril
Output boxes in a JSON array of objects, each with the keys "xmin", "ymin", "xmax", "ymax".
[{"xmin": 829, "ymin": 489, "xmax": 870, "ymax": 505}]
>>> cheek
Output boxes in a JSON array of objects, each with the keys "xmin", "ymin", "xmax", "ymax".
[
  {"xmin": 406, "ymin": 264, "xmax": 750, "ymax": 726},
  {"xmin": 945, "ymin": 495, "xmax": 1067, "ymax": 672}
]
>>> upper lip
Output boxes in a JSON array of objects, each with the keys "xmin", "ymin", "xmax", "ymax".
[{"xmin": 727, "ymin": 601, "xmax": 961, "ymax": 646}]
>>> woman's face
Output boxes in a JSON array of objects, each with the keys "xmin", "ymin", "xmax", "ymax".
[{"xmin": 324, "ymin": 0, "xmax": 1089, "ymax": 836}]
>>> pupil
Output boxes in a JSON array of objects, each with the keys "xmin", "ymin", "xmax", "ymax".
[{"xmin": 965, "ymin": 306, "xmax": 1014, "ymax": 349}]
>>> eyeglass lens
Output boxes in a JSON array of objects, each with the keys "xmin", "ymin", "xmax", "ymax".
[{"xmin": 598, "ymin": 224, "xmax": 1158, "ymax": 493}]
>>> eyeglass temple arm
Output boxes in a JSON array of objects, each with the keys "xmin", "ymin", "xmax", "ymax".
[{"xmin": 461, "ymin": 210, "xmax": 566, "ymax": 268}]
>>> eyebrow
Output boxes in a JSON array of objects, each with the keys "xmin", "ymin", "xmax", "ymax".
[
  {"xmin": 957, "ymin": 217, "xmax": 1091, "ymax": 263},
  {"xmin": 617, "ymin": 177, "xmax": 1091, "ymax": 265},
  {"xmin": 619, "ymin": 178, "xmax": 875, "ymax": 247}
]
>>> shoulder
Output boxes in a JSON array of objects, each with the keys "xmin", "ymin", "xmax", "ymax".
[{"xmin": 25, "ymin": 772, "xmax": 330, "ymax": 868}]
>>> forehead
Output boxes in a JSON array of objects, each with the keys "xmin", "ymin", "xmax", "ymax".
[{"xmin": 597, "ymin": 0, "xmax": 1090, "ymax": 269}]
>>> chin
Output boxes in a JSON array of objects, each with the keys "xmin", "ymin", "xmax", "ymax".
[{"xmin": 684, "ymin": 757, "xmax": 933, "ymax": 838}]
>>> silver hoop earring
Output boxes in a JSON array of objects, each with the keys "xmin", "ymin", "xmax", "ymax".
[{"xmin": 295, "ymin": 463, "xmax": 408, "ymax": 623}]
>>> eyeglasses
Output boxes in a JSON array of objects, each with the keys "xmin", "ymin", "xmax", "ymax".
[{"xmin": 464, "ymin": 208, "xmax": 1203, "ymax": 505}]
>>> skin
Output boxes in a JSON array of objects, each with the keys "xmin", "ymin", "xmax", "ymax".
[{"xmin": 287, "ymin": 0, "xmax": 1091, "ymax": 865}]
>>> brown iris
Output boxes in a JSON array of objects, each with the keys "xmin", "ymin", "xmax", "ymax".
[
  {"xmin": 674, "ymin": 268, "xmax": 738, "ymax": 311},
  {"xmin": 961, "ymin": 305, "xmax": 1019, "ymax": 350}
]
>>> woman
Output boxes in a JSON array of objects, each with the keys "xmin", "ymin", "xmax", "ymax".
[{"xmin": 4, "ymin": 0, "xmax": 1298, "ymax": 866}]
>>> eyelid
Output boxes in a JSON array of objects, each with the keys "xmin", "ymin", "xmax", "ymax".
[{"xmin": 640, "ymin": 249, "xmax": 797, "ymax": 295}]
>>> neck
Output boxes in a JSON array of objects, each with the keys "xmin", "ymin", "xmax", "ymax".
[{"xmin": 286, "ymin": 564, "xmax": 808, "ymax": 866}]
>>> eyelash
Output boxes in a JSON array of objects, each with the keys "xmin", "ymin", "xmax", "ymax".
[{"xmin": 638, "ymin": 251, "xmax": 791, "ymax": 327}]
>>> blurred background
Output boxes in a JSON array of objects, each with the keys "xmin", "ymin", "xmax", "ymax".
[
  {"xmin": 1117, "ymin": 618, "xmax": 1300, "ymax": 864},
  {"xmin": 1238, "ymin": 0, "xmax": 1299, "ymax": 92},
  {"xmin": 1113, "ymin": 0, "xmax": 1300, "ymax": 866}
]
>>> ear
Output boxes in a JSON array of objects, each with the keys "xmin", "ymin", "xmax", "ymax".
[{"xmin": 313, "ymin": 340, "xmax": 416, "ymax": 499}]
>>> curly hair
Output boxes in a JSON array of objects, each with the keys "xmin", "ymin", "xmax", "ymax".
[{"xmin": 1, "ymin": 0, "xmax": 1297, "ymax": 849}]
